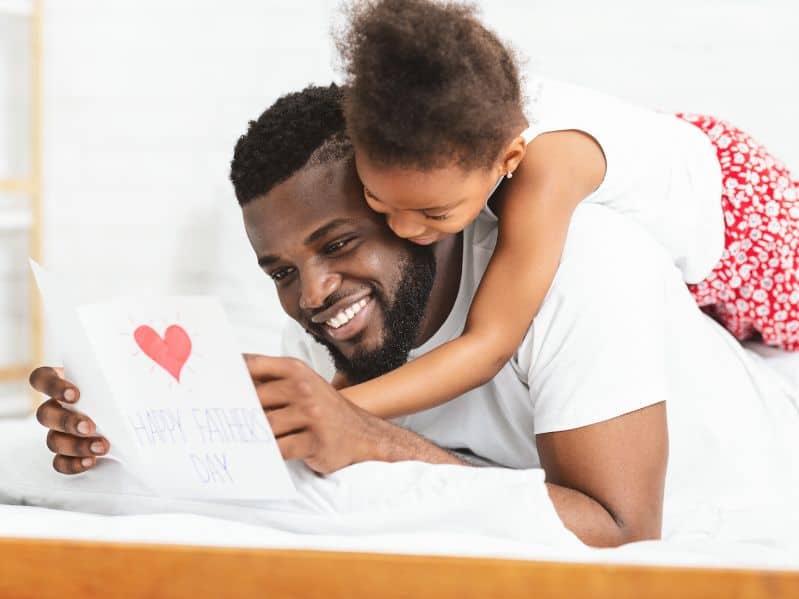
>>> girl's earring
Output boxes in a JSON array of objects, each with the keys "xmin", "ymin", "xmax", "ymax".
[{"xmin": 505, "ymin": 170, "xmax": 514, "ymax": 179}]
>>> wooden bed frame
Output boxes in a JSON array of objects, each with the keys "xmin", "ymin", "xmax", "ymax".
[{"xmin": 0, "ymin": 538, "xmax": 797, "ymax": 598}]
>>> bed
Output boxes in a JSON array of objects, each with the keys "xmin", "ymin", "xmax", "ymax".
[
  {"xmin": 1, "ymin": 344, "xmax": 798, "ymax": 598},
  {"xmin": 2, "ymin": 426, "xmax": 798, "ymax": 597}
]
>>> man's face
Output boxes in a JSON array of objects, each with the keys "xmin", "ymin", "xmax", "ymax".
[{"xmin": 243, "ymin": 157, "xmax": 436, "ymax": 382}]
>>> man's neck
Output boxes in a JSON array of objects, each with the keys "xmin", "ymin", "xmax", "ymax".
[{"xmin": 413, "ymin": 232, "xmax": 463, "ymax": 347}]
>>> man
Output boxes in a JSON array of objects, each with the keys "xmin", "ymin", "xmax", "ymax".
[{"xmin": 31, "ymin": 85, "xmax": 799, "ymax": 547}]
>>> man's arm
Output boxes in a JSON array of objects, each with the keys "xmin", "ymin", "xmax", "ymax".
[
  {"xmin": 253, "ymin": 353, "xmax": 667, "ymax": 547},
  {"xmin": 539, "ymin": 403, "xmax": 668, "ymax": 547},
  {"xmin": 517, "ymin": 205, "xmax": 676, "ymax": 547}
]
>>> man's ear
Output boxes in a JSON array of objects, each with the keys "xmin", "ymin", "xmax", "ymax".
[{"xmin": 497, "ymin": 134, "xmax": 527, "ymax": 178}]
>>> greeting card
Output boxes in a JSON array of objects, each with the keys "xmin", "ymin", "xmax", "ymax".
[{"xmin": 31, "ymin": 261, "xmax": 295, "ymax": 500}]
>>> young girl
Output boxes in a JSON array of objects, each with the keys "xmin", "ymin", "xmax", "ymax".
[{"xmin": 334, "ymin": 0, "xmax": 799, "ymax": 418}]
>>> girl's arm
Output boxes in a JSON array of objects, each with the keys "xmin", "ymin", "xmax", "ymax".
[{"xmin": 342, "ymin": 130, "xmax": 606, "ymax": 418}]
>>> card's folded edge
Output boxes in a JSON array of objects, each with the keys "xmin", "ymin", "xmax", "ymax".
[{"xmin": 29, "ymin": 259, "xmax": 155, "ymax": 493}]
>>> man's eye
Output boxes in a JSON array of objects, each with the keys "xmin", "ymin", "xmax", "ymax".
[
  {"xmin": 423, "ymin": 211, "xmax": 450, "ymax": 221},
  {"xmin": 324, "ymin": 237, "xmax": 354, "ymax": 254},
  {"xmin": 270, "ymin": 267, "xmax": 294, "ymax": 282}
]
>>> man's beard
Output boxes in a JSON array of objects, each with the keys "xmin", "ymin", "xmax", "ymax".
[{"xmin": 313, "ymin": 244, "xmax": 436, "ymax": 384}]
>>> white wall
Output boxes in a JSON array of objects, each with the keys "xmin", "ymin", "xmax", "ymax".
[
  {"xmin": 1, "ymin": 0, "xmax": 798, "ymax": 409},
  {"xmin": 37, "ymin": 0, "xmax": 341, "ymax": 360},
  {"xmin": 1, "ymin": 6, "xmax": 34, "ymax": 411}
]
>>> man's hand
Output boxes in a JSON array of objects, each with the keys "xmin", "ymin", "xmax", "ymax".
[
  {"xmin": 245, "ymin": 355, "xmax": 387, "ymax": 474},
  {"xmin": 29, "ymin": 366, "xmax": 110, "ymax": 474},
  {"xmin": 30, "ymin": 356, "xmax": 464, "ymax": 477}
]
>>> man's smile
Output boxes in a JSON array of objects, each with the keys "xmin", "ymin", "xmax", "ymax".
[
  {"xmin": 321, "ymin": 296, "xmax": 376, "ymax": 341},
  {"xmin": 324, "ymin": 297, "xmax": 369, "ymax": 329},
  {"xmin": 307, "ymin": 290, "xmax": 379, "ymax": 343},
  {"xmin": 311, "ymin": 290, "xmax": 372, "ymax": 326}
]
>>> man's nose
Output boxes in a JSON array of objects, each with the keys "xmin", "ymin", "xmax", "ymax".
[
  {"xmin": 386, "ymin": 210, "xmax": 427, "ymax": 239},
  {"xmin": 298, "ymin": 265, "xmax": 342, "ymax": 311}
]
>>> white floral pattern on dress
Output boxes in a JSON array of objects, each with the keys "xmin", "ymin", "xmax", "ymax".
[{"xmin": 678, "ymin": 113, "xmax": 799, "ymax": 350}]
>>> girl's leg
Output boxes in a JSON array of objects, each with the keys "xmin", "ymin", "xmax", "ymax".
[{"xmin": 679, "ymin": 113, "xmax": 799, "ymax": 350}]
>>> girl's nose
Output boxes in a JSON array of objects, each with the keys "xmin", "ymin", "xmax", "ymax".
[{"xmin": 386, "ymin": 211, "xmax": 427, "ymax": 239}]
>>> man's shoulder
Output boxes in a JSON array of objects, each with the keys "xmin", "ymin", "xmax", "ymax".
[
  {"xmin": 467, "ymin": 202, "xmax": 674, "ymax": 359},
  {"xmin": 515, "ymin": 203, "xmax": 676, "ymax": 374},
  {"xmin": 515, "ymin": 204, "xmax": 677, "ymax": 434}
]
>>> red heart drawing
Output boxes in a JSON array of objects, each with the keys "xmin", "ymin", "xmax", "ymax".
[{"xmin": 133, "ymin": 324, "xmax": 192, "ymax": 382}]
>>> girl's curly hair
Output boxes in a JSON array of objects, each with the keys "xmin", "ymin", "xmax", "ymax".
[{"xmin": 337, "ymin": 0, "xmax": 526, "ymax": 170}]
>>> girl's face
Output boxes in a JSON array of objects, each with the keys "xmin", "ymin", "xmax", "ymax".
[{"xmin": 354, "ymin": 150, "xmax": 503, "ymax": 245}]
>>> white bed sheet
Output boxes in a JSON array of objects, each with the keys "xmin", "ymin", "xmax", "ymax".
[
  {"xmin": 1, "ymin": 502, "xmax": 797, "ymax": 571},
  {"xmin": 1, "ymin": 344, "xmax": 798, "ymax": 571},
  {"xmin": 2, "ymin": 416, "xmax": 798, "ymax": 571}
]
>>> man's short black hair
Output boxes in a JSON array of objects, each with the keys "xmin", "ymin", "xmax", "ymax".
[{"xmin": 230, "ymin": 83, "xmax": 352, "ymax": 205}]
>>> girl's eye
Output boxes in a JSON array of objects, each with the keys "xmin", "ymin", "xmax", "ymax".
[
  {"xmin": 324, "ymin": 237, "xmax": 355, "ymax": 254},
  {"xmin": 270, "ymin": 267, "xmax": 295, "ymax": 282},
  {"xmin": 423, "ymin": 211, "xmax": 450, "ymax": 221}
]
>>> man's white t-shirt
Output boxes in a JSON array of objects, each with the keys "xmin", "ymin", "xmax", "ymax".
[{"xmin": 282, "ymin": 204, "xmax": 799, "ymax": 515}]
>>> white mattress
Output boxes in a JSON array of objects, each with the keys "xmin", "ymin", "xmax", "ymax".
[{"xmin": 1, "ymin": 344, "xmax": 798, "ymax": 571}]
